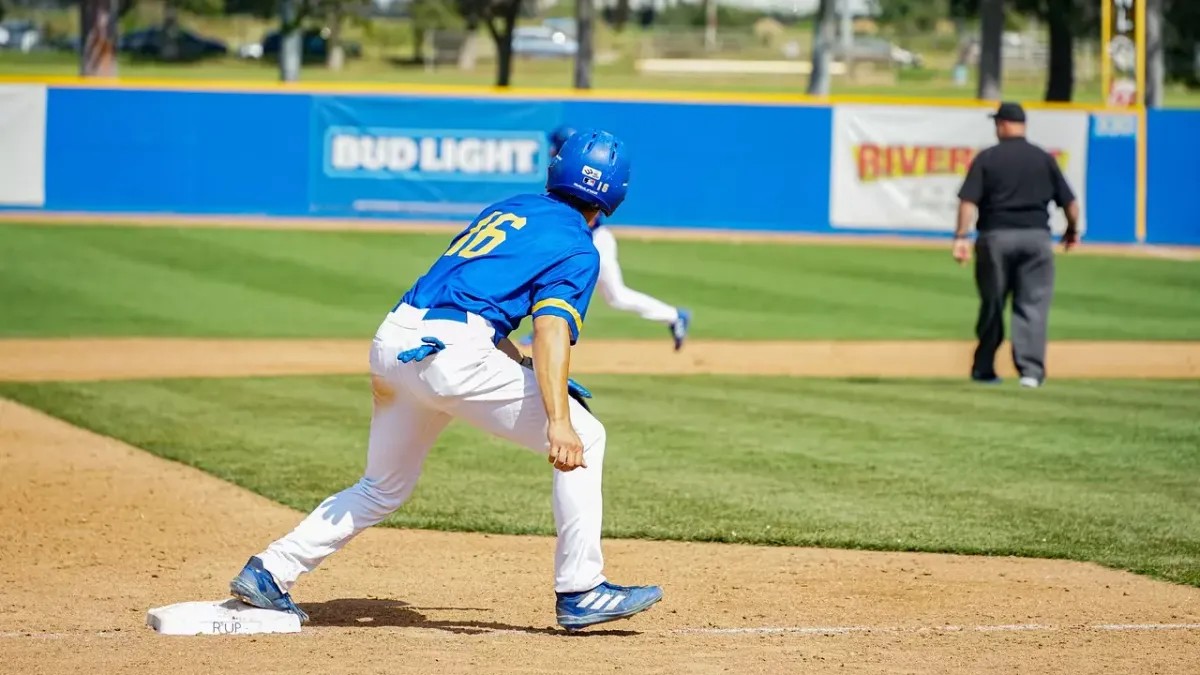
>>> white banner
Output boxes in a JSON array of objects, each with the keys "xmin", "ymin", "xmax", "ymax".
[
  {"xmin": 829, "ymin": 104, "xmax": 1088, "ymax": 234},
  {"xmin": 0, "ymin": 84, "xmax": 47, "ymax": 207}
]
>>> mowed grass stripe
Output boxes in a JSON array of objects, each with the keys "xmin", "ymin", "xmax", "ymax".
[
  {"xmin": 2, "ymin": 374, "xmax": 1197, "ymax": 586},
  {"xmin": 2, "ymin": 223, "xmax": 1199, "ymax": 340},
  {"xmin": 0, "ymin": 225, "xmax": 423, "ymax": 337}
]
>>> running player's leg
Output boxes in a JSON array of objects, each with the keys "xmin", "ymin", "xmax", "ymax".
[{"xmin": 593, "ymin": 226, "xmax": 679, "ymax": 324}]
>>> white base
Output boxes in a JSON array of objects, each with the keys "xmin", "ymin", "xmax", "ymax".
[{"xmin": 146, "ymin": 598, "xmax": 302, "ymax": 636}]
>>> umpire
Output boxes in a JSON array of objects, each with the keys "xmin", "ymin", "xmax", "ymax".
[{"xmin": 954, "ymin": 102, "xmax": 1080, "ymax": 388}]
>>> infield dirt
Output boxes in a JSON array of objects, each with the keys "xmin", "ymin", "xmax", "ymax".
[{"xmin": 2, "ymin": 337, "xmax": 1199, "ymax": 381}]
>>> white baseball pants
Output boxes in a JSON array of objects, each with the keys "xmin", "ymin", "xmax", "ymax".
[
  {"xmin": 255, "ymin": 304, "xmax": 607, "ymax": 594},
  {"xmin": 593, "ymin": 226, "xmax": 679, "ymax": 325}
]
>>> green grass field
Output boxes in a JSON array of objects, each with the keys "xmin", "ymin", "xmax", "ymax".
[
  {"xmin": 2, "ymin": 223, "xmax": 1199, "ymax": 340},
  {"xmin": 2, "ymin": 374, "xmax": 1198, "ymax": 585},
  {"xmin": 2, "ymin": 222, "xmax": 1198, "ymax": 589}
]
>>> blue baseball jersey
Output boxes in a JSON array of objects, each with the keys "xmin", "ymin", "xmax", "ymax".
[{"xmin": 399, "ymin": 193, "xmax": 600, "ymax": 345}]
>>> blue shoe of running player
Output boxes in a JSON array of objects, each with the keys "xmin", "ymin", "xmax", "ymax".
[
  {"xmin": 555, "ymin": 581, "xmax": 663, "ymax": 630},
  {"xmin": 671, "ymin": 309, "xmax": 691, "ymax": 352},
  {"xmin": 229, "ymin": 556, "xmax": 309, "ymax": 623},
  {"xmin": 518, "ymin": 334, "xmax": 534, "ymax": 347}
]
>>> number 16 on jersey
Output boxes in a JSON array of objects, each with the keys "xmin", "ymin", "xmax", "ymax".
[{"xmin": 445, "ymin": 211, "xmax": 528, "ymax": 259}]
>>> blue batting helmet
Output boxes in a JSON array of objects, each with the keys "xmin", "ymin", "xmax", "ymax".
[
  {"xmin": 545, "ymin": 128, "xmax": 629, "ymax": 217},
  {"xmin": 549, "ymin": 125, "xmax": 576, "ymax": 157}
]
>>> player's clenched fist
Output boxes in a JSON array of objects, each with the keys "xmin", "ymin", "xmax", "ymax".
[{"xmin": 547, "ymin": 419, "xmax": 586, "ymax": 472}]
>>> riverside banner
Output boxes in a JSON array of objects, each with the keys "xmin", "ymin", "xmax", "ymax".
[{"xmin": 829, "ymin": 104, "xmax": 1089, "ymax": 235}]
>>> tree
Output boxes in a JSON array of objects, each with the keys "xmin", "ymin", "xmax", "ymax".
[
  {"xmin": 1042, "ymin": 0, "xmax": 1073, "ymax": 100},
  {"xmin": 948, "ymin": 0, "xmax": 979, "ymax": 20},
  {"xmin": 574, "ymin": 0, "xmax": 594, "ymax": 88},
  {"xmin": 1164, "ymin": 0, "xmax": 1199, "ymax": 88},
  {"xmin": 1004, "ymin": 0, "xmax": 1094, "ymax": 103},
  {"xmin": 276, "ymin": 0, "xmax": 300, "ymax": 80},
  {"xmin": 225, "ymin": 0, "xmax": 364, "ymax": 73},
  {"xmin": 950, "ymin": 0, "xmax": 1185, "ymax": 101},
  {"xmin": 318, "ymin": 0, "xmax": 364, "ymax": 71},
  {"xmin": 875, "ymin": 0, "xmax": 950, "ymax": 36},
  {"xmin": 953, "ymin": 0, "xmax": 1099, "ymax": 102},
  {"xmin": 456, "ymin": 0, "xmax": 522, "ymax": 87},
  {"xmin": 806, "ymin": 0, "xmax": 836, "ymax": 95},
  {"xmin": 703, "ymin": 0, "xmax": 716, "ymax": 51},
  {"xmin": 80, "ymin": 0, "xmax": 119, "ymax": 77},
  {"xmin": 161, "ymin": 0, "xmax": 181, "ymax": 61},
  {"xmin": 976, "ymin": 0, "xmax": 1003, "ymax": 99},
  {"xmin": 611, "ymin": 0, "xmax": 630, "ymax": 32},
  {"xmin": 410, "ymin": 0, "xmax": 462, "ymax": 64},
  {"xmin": 1147, "ymin": 0, "xmax": 1163, "ymax": 105}
]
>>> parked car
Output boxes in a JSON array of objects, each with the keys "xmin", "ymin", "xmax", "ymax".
[
  {"xmin": 119, "ymin": 26, "xmax": 228, "ymax": 61},
  {"xmin": 540, "ymin": 18, "xmax": 576, "ymax": 39},
  {"xmin": 241, "ymin": 27, "xmax": 362, "ymax": 63},
  {"xmin": 0, "ymin": 20, "xmax": 42, "ymax": 53},
  {"xmin": 511, "ymin": 25, "xmax": 577, "ymax": 59},
  {"xmin": 831, "ymin": 36, "xmax": 924, "ymax": 69}
]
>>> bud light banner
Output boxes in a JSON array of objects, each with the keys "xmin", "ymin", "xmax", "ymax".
[
  {"xmin": 309, "ymin": 95, "xmax": 559, "ymax": 218},
  {"xmin": 829, "ymin": 104, "xmax": 1089, "ymax": 235}
]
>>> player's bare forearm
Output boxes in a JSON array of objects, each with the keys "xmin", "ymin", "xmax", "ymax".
[
  {"xmin": 1064, "ymin": 201, "xmax": 1080, "ymax": 230},
  {"xmin": 531, "ymin": 315, "xmax": 573, "ymax": 424},
  {"xmin": 496, "ymin": 336, "xmax": 524, "ymax": 363},
  {"xmin": 955, "ymin": 201, "xmax": 976, "ymax": 238},
  {"xmin": 1061, "ymin": 200, "xmax": 1081, "ymax": 250}
]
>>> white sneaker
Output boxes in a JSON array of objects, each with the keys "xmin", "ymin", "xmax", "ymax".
[{"xmin": 1019, "ymin": 377, "xmax": 1041, "ymax": 388}]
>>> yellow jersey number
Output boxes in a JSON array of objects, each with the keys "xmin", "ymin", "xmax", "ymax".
[{"xmin": 444, "ymin": 211, "xmax": 528, "ymax": 259}]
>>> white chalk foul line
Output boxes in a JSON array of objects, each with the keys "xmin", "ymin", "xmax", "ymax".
[
  {"xmin": 1092, "ymin": 623, "xmax": 1200, "ymax": 631},
  {"xmin": 0, "ymin": 631, "xmax": 121, "ymax": 639},
  {"xmin": 674, "ymin": 623, "xmax": 1200, "ymax": 636},
  {"xmin": 3, "ymin": 623, "xmax": 1199, "ymax": 640}
]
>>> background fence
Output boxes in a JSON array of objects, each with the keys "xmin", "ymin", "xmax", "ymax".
[{"xmin": 0, "ymin": 81, "xmax": 1195, "ymax": 245}]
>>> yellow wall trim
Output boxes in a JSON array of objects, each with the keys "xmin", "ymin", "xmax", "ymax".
[{"xmin": 0, "ymin": 74, "xmax": 1112, "ymax": 112}]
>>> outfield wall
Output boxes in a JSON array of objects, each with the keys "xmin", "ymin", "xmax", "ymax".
[{"xmin": 0, "ymin": 82, "xmax": 1196, "ymax": 245}]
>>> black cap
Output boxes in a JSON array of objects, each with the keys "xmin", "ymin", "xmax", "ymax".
[{"xmin": 990, "ymin": 102, "xmax": 1026, "ymax": 123}]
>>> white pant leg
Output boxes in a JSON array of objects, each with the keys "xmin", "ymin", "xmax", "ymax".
[
  {"xmin": 257, "ymin": 308, "xmax": 608, "ymax": 595},
  {"xmin": 593, "ymin": 226, "xmax": 680, "ymax": 325},
  {"xmin": 257, "ymin": 328, "xmax": 451, "ymax": 590},
  {"xmin": 410, "ymin": 336, "xmax": 608, "ymax": 594}
]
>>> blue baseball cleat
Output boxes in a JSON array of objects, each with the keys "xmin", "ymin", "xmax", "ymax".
[
  {"xmin": 556, "ymin": 581, "xmax": 663, "ymax": 630},
  {"xmin": 518, "ymin": 334, "xmax": 534, "ymax": 347},
  {"xmin": 671, "ymin": 309, "xmax": 691, "ymax": 352},
  {"xmin": 229, "ymin": 556, "xmax": 309, "ymax": 623}
]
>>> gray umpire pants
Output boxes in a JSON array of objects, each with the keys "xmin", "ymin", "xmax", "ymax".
[{"xmin": 972, "ymin": 228, "xmax": 1055, "ymax": 382}]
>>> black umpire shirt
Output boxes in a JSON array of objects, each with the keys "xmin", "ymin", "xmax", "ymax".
[{"xmin": 957, "ymin": 137, "xmax": 1076, "ymax": 232}]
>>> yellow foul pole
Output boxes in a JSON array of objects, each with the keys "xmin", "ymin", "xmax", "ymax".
[{"xmin": 1135, "ymin": 0, "xmax": 1147, "ymax": 243}]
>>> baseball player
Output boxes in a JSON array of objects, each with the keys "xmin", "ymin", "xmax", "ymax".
[
  {"xmin": 520, "ymin": 125, "xmax": 691, "ymax": 351},
  {"xmin": 229, "ymin": 129, "xmax": 663, "ymax": 631}
]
